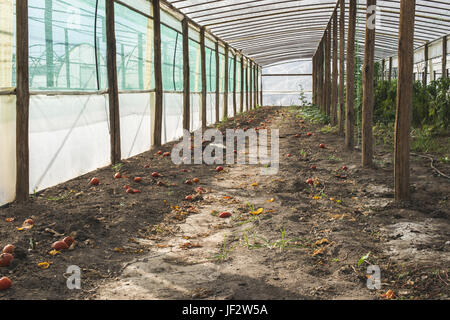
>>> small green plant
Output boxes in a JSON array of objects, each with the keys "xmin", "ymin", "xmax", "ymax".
[
  {"xmin": 299, "ymin": 149, "xmax": 308, "ymax": 158},
  {"xmin": 358, "ymin": 252, "xmax": 371, "ymax": 267},
  {"xmin": 112, "ymin": 163, "xmax": 124, "ymax": 173},
  {"xmin": 213, "ymin": 235, "xmax": 229, "ymax": 261}
]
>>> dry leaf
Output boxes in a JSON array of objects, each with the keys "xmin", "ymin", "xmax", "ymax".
[
  {"xmin": 37, "ymin": 262, "xmax": 52, "ymax": 269},
  {"xmin": 48, "ymin": 249, "xmax": 60, "ymax": 256},
  {"xmin": 314, "ymin": 238, "xmax": 329, "ymax": 246},
  {"xmin": 313, "ymin": 247, "xmax": 326, "ymax": 256},
  {"xmin": 381, "ymin": 290, "xmax": 395, "ymax": 299},
  {"xmin": 250, "ymin": 208, "xmax": 264, "ymax": 216}
]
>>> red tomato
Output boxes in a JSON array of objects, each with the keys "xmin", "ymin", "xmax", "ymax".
[
  {"xmin": 89, "ymin": 178, "xmax": 100, "ymax": 186},
  {"xmin": 157, "ymin": 181, "xmax": 165, "ymax": 187},
  {"xmin": 307, "ymin": 133, "xmax": 312, "ymax": 137},
  {"xmin": 157, "ymin": 151, "xmax": 163, "ymax": 155},
  {"xmin": 152, "ymin": 172, "xmax": 160, "ymax": 178},
  {"xmin": 52, "ymin": 241, "xmax": 69, "ymax": 251},
  {"xmin": 193, "ymin": 178, "xmax": 200, "ymax": 183},
  {"xmin": 134, "ymin": 177, "xmax": 142, "ymax": 183},
  {"xmin": 319, "ymin": 144, "xmax": 325, "ymax": 149},
  {"xmin": 342, "ymin": 166, "xmax": 348, "ymax": 171},
  {"xmin": 185, "ymin": 180, "xmax": 193, "ymax": 185},
  {"xmin": 163, "ymin": 152, "xmax": 171, "ymax": 157},
  {"xmin": 219, "ymin": 212, "xmax": 232, "ymax": 219},
  {"xmin": 63, "ymin": 236, "xmax": 75, "ymax": 247},
  {"xmin": 185, "ymin": 195, "xmax": 193, "ymax": 201},
  {"xmin": 114, "ymin": 173, "xmax": 122, "ymax": 179},
  {"xmin": 24, "ymin": 218, "xmax": 34, "ymax": 225},
  {"xmin": 0, "ymin": 277, "xmax": 12, "ymax": 290},
  {"xmin": 181, "ymin": 169, "xmax": 189, "ymax": 173},
  {"xmin": 124, "ymin": 185, "xmax": 131, "ymax": 190},
  {"xmin": 2, "ymin": 245, "xmax": 14, "ymax": 254},
  {"xmin": 306, "ymin": 179, "xmax": 314, "ymax": 185},
  {"xmin": 0, "ymin": 253, "xmax": 14, "ymax": 267},
  {"xmin": 310, "ymin": 165, "xmax": 317, "ymax": 170},
  {"xmin": 216, "ymin": 166, "xmax": 224, "ymax": 172}
]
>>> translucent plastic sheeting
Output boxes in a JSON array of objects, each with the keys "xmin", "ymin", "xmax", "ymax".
[
  {"xmin": 190, "ymin": 93, "xmax": 201, "ymax": 131},
  {"xmin": 162, "ymin": 24, "xmax": 183, "ymax": 91},
  {"xmin": 227, "ymin": 92, "xmax": 233, "ymax": 118},
  {"xmin": 205, "ymin": 46, "xmax": 216, "ymax": 92},
  {"xmin": 0, "ymin": 0, "xmax": 14, "ymax": 89},
  {"xmin": 29, "ymin": 94, "xmax": 110, "ymax": 193},
  {"xmin": 206, "ymin": 93, "xmax": 215, "ymax": 125},
  {"xmin": 0, "ymin": 95, "xmax": 16, "ymax": 206},
  {"xmin": 162, "ymin": 92, "xmax": 183, "ymax": 144},
  {"xmin": 189, "ymin": 38, "xmax": 201, "ymax": 92},
  {"xmin": 27, "ymin": 0, "xmax": 107, "ymax": 91},
  {"xmin": 119, "ymin": 92, "xmax": 152, "ymax": 159},
  {"xmin": 264, "ymin": 93, "xmax": 312, "ymax": 107},
  {"xmin": 218, "ymin": 94, "xmax": 224, "ymax": 121},
  {"xmin": 115, "ymin": 2, "xmax": 154, "ymax": 90}
]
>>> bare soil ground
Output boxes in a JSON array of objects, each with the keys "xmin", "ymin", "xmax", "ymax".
[{"xmin": 0, "ymin": 106, "xmax": 449, "ymax": 300}]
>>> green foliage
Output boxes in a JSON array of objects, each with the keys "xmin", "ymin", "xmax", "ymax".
[{"xmin": 299, "ymin": 105, "xmax": 330, "ymax": 125}]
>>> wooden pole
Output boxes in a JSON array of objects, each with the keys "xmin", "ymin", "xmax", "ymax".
[
  {"xmin": 15, "ymin": 0, "xmax": 30, "ymax": 202},
  {"xmin": 443, "ymin": 36, "xmax": 448, "ymax": 79},
  {"xmin": 394, "ymin": 0, "xmax": 416, "ymax": 202},
  {"xmin": 152, "ymin": 0, "xmax": 163, "ymax": 146},
  {"xmin": 319, "ymin": 40, "xmax": 324, "ymax": 111},
  {"xmin": 423, "ymin": 42, "xmax": 428, "ymax": 86},
  {"xmin": 233, "ymin": 52, "xmax": 237, "ymax": 115},
  {"xmin": 381, "ymin": 59, "xmax": 385, "ymax": 81},
  {"xmin": 255, "ymin": 64, "xmax": 258, "ymax": 107},
  {"xmin": 331, "ymin": 10, "xmax": 338, "ymax": 126},
  {"xmin": 362, "ymin": 0, "xmax": 376, "ymax": 168},
  {"xmin": 388, "ymin": 56, "xmax": 393, "ymax": 82},
  {"xmin": 215, "ymin": 41, "xmax": 220, "ymax": 123},
  {"xmin": 325, "ymin": 25, "xmax": 331, "ymax": 117},
  {"xmin": 312, "ymin": 54, "xmax": 316, "ymax": 105},
  {"xmin": 246, "ymin": 59, "xmax": 249, "ymax": 111},
  {"xmin": 345, "ymin": 0, "xmax": 356, "ymax": 150},
  {"xmin": 182, "ymin": 18, "xmax": 190, "ymax": 131},
  {"xmin": 224, "ymin": 44, "xmax": 229, "ymax": 120},
  {"xmin": 106, "ymin": 0, "xmax": 121, "ymax": 163},
  {"xmin": 260, "ymin": 66, "xmax": 263, "ymax": 106},
  {"xmin": 240, "ymin": 55, "xmax": 244, "ymax": 113},
  {"xmin": 338, "ymin": 0, "xmax": 345, "ymax": 136},
  {"xmin": 200, "ymin": 27, "xmax": 207, "ymax": 130},
  {"xmin": 249, "ymin": 61, "xmax": 253, "ymax": 110}
]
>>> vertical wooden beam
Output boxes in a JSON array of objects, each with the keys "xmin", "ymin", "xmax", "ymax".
[
  {"xmin": 331, "ymin": 10, "xmax": 338, "ymax": 126},
  {"xmin": 423, "ymin": 42, "xmax": 429, "ymax": 86},
  {"xmin": 224, "ymin": 44, "xmax": 229, "ymax": 120},
  {"xmin": 312, "ymin": 54, "xmax": 316, "ymax": 105},
  {"xmin": 254, "ymin": 64, "xmax": 258, "ymax": 107},
  {"xmin": 215, "ymin": 40, "xmax": 220, "ymax": 123},
  {"xmin": 388, "ymin": 56, "xmax": 393, "ymax": 82},
  {"xmin": 233, "ymin": 52, "xmax": 237, "ymax": 116},
  {"xmin": 443, "ymin": 36, "xmax": 448, "ymax": 79},
  {"xmin": 319, "ymin": 40, "xmax": 324, "ymax": 111},
  {"xmin": 362, "ymin": 0, "xmax": 376, "ymax": 168},
  {"xmin": 16, "ymin": 0, "xmax": 30, "ymax": 202},
  {"xmin": 246, "ymin": 59, "xmax": 249, "ymax": 111},
  {"xmin": 249, "ymin": 61, "xmax": 253, "ymax": 110},
  {"xmin": 325, "ymin": 25, "xmax": 331, "ymax": 116},
  {"xmin": 240, "ymin": 55, "xmax": 244, "ymax": 113},
  {"xmin": 106, "ymin": 0, "xmax": 121, "ymax": 163},
  {"xmin": 182, "ymin": 18, "xmax": 190, "ymax": 131},
  {"xmin": 345, "ymin": 0, "xmax": 356, "ymax": 150},
  {"xmin": 394, "ymin": 0, "xmax": 416, "ymax": 202},
  {"xmin": 200, "ymin": 27, "xmax": 207, "ymax": 130},
  {"xmin": 381, "ymin": 59, "xmax": 385, "ymax": 81},
  {"xmin": 260, "ymin": 66, "xmax": 263, "ymax": 106},
  {"xmin": 338, "ymin": 0, "xmax": 345, "ymax": 136},
  {"xmin": 152, "ymin": 0, "xmax": 163, "ymax": 147}
]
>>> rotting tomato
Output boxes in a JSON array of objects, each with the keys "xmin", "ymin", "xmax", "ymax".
[
  {"xmin": 114, "ymin": 173, "xmax": 122, "ymax": 179},
  {"xmin": 185, "ymin": 195, "xmax": 193, "ymax": 201},
  {"xmin": 0, "ymin": 253, "xmax": 14, "ymax": 267},
  {"xmin": 134, "ymin": 177, "xmax": 142, "ymax": 183},
  {"xmin": 89, "ymin": 178, "xmax": 100, "ymax": 186},
  {"xmin": 219, "ymin": 212, "xmax": 232, "ymax": 218},
  {"xmin": 63, "ymin": 236, "xmax": 75, "ymax": 247},
  {"xmin": 0, "ymin": 277, "xmax": 12, "ymax": 290},
  {"xmin": 52, "ymin": 241, "xmax": 68, "ymax": 251},
  {"xmin": 216, "ymin": 166, "xmax": 224, "ymax": 172},
  {"xmin": 2, "ymin": 245, "xmax": 14, "ymax": 254}
]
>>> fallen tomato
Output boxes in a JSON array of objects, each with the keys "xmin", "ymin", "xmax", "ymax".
[
  {"xmin": 0, "ymin": 277, "xmax": 12, "ymax": 290},
  {"xmin": 319, "ymin": 144, "xmax": 325, "ymax": 149},
  {"xmin": 310, "ymin": 165, "xmax": 317, "ymax": 170},
  {"xmin": 185, "ymin": 195, "xmax": 193, "ymax": 201},
  {"xmin": 157, "ymin": 181, "xmax": 165, "ymax": 187},
  {"xmin": 307, "ymin": 132, "xmax": 312, "ymax": 137},
  {"xmin": 185, "ymin": 180, "xmax": 193, "ymax": 185},
  {"xmin": 63, "ymin": 236, "xmax": 75, "ymax": 247},
  {"xmin": 114, "ymin": 172, "xmax": 122, "ymax": 179},
  {"xmin": 51, "ymin": 241, "xmax": 68, "ymax": 251},
  {"xmin": 181, "ymin": 169, "xmax": 189, "ymax": 173},
  {"xmin": 0, "ymin": 253, "xmax": 14, "ymax": 267},
  {"xmin": 193, "ymin": 178, "xmax": 200, "ymax": 183},
  {"xmin": 134, "ymin": 177, "xmax": 142, "ymax": 183},
  {"xmin": 216, "ymin": 166, "xmax": 224, "ymax": 172},
  {"xmin": 219, "ymin": 212, "xmax": 232, "ymax": 218},
  {"xmin": 89, "ymin": 178, "xmax": 100, "ymax": 186},
  {"xmin": 163, "ymin": 152, "xmax": 171, "ymax": 157},
  {"xmin": 124, "ymin": 185, "xmax": 131, "ymax": 190},
  {"xmin": 24, "ymin": 218, "xmax": 34, "ymax": 226},
  {"xmin": 306, "ymin": 178, "xmax": 314, "ymax": 185},
  {"xmin": 342, "ymin": 166, "xmax": 348, "ymax": 171},
  {"xmin": 152, "ymin": 172, "xmax": 160, "ymax": 178},
  {"xmin": 2, "ymin": 245, "xmax": 14, "ymax": 254},
  {"xmin": 157, "ymin": 151, "xmax": 163, "ymax": 155}
]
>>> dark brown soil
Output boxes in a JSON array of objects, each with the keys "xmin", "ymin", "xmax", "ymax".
[{"xmin": 0, "ymin": 106, "xmax": 449, "ymax": 300}]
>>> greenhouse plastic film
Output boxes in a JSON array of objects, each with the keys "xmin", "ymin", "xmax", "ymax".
[
  {"xmin": 29, "ymin": 94, "xmax": 111, "ymax": 193},
  {"xmin": 0, "ymin": 95, "xmax": 16, "ymax": 206},
  {"xmin": 120, "ymin": 92, "xmax": 152, "ymax": 159},
  {"xmin": 162, "ymin": 92, "xmax": 183, "ymax": 145}
]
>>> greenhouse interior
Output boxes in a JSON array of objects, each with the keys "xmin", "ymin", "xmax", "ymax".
[{"xmin": 0, "ymin": 0, "xmax": 449, "ymax": 302}]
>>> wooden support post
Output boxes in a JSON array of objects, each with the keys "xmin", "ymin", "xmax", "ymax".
[
  {"xmin": 362, "ymin": 0, "xmax": 376, "ymax": 168},
  {"xmin": 152, "ymin": 0, "xmax": 163, "ymax": 147},
  {"xmin": 233, "ymin": 52, "xmax": 237, "ymax": 116},
  {"xmin": 215, "ymin": 41, "xmax": 220, "ymax": 123},
  {"xmin": 345, "ymin": 0, "xmax": 356, "ymax": 150},
  {"xmin": 381, "ymin": 59, "xmax": 385, "ymax": 81},
  {"xmin": 423, "ymin": 42, "xmax": 429, "ymax": 86},
  {"xmin": 388, "ymin": 56, "xmax": 393, "ymax": 82},
  {"xmin": 182, "ymin": 18, "xmax": 190, "ymax": 131},
  {"xmin": 249, "ymin": 61, "xmax": 253, "ymax": 110},
  {"xmin": 200, "ymin": 27, "xmax": 207, "ymax": 130},
  {"xmin": 246, "ymin": 59, "xmax": 249, "ymax": 111},
  {"xmin": 240, "ymin": 55, "xmax": 244, "ymax": 113},
  {"xmin": 325, "ymin": 25, "xmax": 331, "ymax": 116},
  {"xmin": 394, "ymin": 0, "xmax": 416, "ymax": 202},
  {"xmin": 312, "ymin": 54, "xmax": 316, "ymax": 105},
  {"xmin": 254, "ymin": 64, "xmax": 258, "ymax": 107},
  {"xmin": 339, "ymin": 0, "xmax": 345, "ymax": 136},
  {"xmin": 319, "ymin": 40, "xmax": 324, "ymax": 111},
  {"xmin": 331, "ymin": 10, "xmax": 338, "ymax": 126},
  {"xmin": 106, "ymin": 0, "xmax": 121, "ymax": 163},
  {"xmin": 260, "ymin": 66, "xmax": 263, "ymax": 106},
  {"xmin": 15, "ymin": 0, "xmax": 30, "ymax": 202},
  {"xmin": 224, "ymin": 44, "xmax": 229, "ymax": 120},
  {"xmin": 443, "ymin": 36, "xmax": 448, "ymax": 79}
]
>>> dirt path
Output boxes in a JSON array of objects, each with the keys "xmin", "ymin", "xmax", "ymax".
[{"xmin": 1, "ymin": 107, "xmax": 449, "ymax": 300}]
